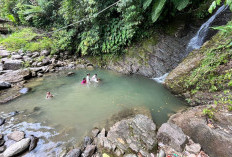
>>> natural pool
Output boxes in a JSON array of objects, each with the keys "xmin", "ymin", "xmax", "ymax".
[{"xmin": 0, "ymin": 69, "xmax": 187, "ymax": 156}]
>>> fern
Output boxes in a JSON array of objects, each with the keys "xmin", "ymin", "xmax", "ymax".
[
  {"xmin": 143, "ymin": 0, "xmax": 153, "ymax": 10},
  {"xmin": 151, "ymin": 0, "xmax": 166, "ymax": 22},
  {"xmin": 172, "ymin": 0, "xmax": 190, "ymax": 11}
]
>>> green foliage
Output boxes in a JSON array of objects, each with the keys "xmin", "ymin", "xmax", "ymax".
[
  {"xmin": 227, "ymin": 105, "xmax": 232, "ymax": 111},
  {"xmin": 23, "ymin": 61, "xmax": 30, "ymax": 68},
  {"xmin": 37, "ymin": 56, "xmax": 45, "ymax": 62},
  {"xmin": 0, "ymin": 28, "xmax": 52, "ymax": 52},
  {"xmin": 209, "ymin": 0, "xmax": 232, "ymax": 13},
  {"xmin": 203, "ymin": 108, "xmax": 215, "ymax": 119}
]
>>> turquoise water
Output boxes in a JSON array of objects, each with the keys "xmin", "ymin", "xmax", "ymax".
[{"xmin": 0, "ymin": 69, "xmax": 187, "ymax": 156}]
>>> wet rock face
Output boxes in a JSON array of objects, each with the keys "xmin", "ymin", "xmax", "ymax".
[
  {"xmin": 157, "ymin": 122, "xmax": 188, "ymax": 152},
  {"xmin": 169, "ymin": 106, "xmax": 232, "ymax": 157},
  {"xmin": 97, "ymin": 114, "xmax": 157, "ymax": 156},
  {"xmin": 3, "ymin": 138, "xmax": 31, "ymax": 157}
]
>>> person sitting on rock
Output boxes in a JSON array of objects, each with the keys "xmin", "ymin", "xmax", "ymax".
[
  {"xmin": 46, "ymin": 92, "xmax": 53, "ymax": 99},
  {"xmin": 91, "ymin": 74, "xmax": 99, "ymax": 83},
  {"xmin": 81, "ymin": 78, "xmax": 87, "ymax": 85},
  {"xmin": 86, "ymin": 73, "xmax": 91, "ymax": 84}
]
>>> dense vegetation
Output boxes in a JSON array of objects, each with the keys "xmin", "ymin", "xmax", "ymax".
[
  {"xmin": 0, "ymin": 0, "xmax": 214, "ymax": 55},
  {"xmin": 0, "ymin": 0, "xmax": 231, "ymax": 56}
]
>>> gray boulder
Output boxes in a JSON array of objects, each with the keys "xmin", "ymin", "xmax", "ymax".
[
  {"xmin": 8, "ymin": 131, "xmax": 25, "ymax": 142},
  {"xmin": 0, "ymin": 69, "xmax": 31, "ymax": 83},
  {"xmin": 0, "ymin": 139, "xmax": 5, "ymax": 146},
  {"xmin": 81, "ymin": 145, "xmax": 96, "ymax": 157},
  {"xmin": 92, "ymin": 128, "xmax": 100, "ymax": 138},
  {"xmin": 3, "ymin": 138, "xmax": 30, "ymax": 157},
  {"xmin": 0, "ymin": 81, "xmax": 11, "ymax": 89},
  {"xmin": 0, "ymin": 50, "xmax": 10, "ymax": 58},
  {"xmin": 2, "ymin": 60, "xmax": 23, "ymax": 70},
  {"xmin": 32, "ymin": 52, "xmax": 40, "ymax": 58},
  {"xmin": 84, "ymin": 136, "xmax": 92, "ymax": 148},
  {"xmin": 157, "ymin": 123, "xmax": 188, "ymax": 152},
  {"xmin": 0, "ymin": 145, "xmax": 6, "ymax": 153},
  {"xmin": 66, "ymin": 148, "xmax": 81, "ymax": 157},
  {"xmin": 41, "ymin": 50, "xmax": 50, "ymax": 56},
  {"xmin": 98, "ymin": 115, "xmax": 157, "ymax": 156}
]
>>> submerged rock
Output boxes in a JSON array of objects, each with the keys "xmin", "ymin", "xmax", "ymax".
[
  {"xmin": 157, "ymin": 122, "xmax": 188, "ymax": 152},
  {"xmin": 29, "ymin": 135, "xmax": 39, "ymax": 151},
  {"xmin": 9, "ymin": 111, "xmax": 19, "ymax": 117},
  {"xmin": 8, "ymin": 131, "xmax": 25, "ymax": 142},
  {"xmin": 19, "ymin": 88, "xmax": 30, "ymax": 94},
  {"xmin": 0, "ymin": 117, "xmax": 5, "ymax": 126},
  {"xmin": 3, "ymin": 138, "xmax": 30, "ymax": 157},
  {"xmin": 66, "ymin": 148, "xmax": 81, "ymax": 157},
  {"xmin": 67, "ymin": 72, "xmax": 75, "ymax": 76}
]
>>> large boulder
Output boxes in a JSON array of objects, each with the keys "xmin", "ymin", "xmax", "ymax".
[
  {"xmin": 0, "ymin": 50, "xmax": 10, "ymax": 58},
  {"xmin": 0, "ymin": 81, "xmax": 11, "ymax": 89},
  {"xmin": 11, "ymin": 55, "xmax": 23, "ymax": 60},
  {"xmin": 169, "ymin": 106, "xmax": 232, "ymax": 157},
  {"xmin": 0, "ymin": 69, "xmax": 31, "ymax": 83},
  {"xmin": 157, "ymin": 122, "xmax": 188, "ymax": 152},
  {"xmin": 41, "ymin": 50, "xmax": 50, "ymax": 56},
  {"xmin": 3, "ymin": 138, "xmax": 30, "ymax": 157},
  {"xmin": 2, "ymin": 60, "xmax": 23, "ymax": 70},
  {"xmin": 97, "ymin": 114, "xmax": 157, "ymax": 156}
]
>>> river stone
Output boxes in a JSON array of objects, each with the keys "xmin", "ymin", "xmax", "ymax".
[
  {"xmin": 66, "ymin": 148, "xmax": 81, "ymax": 157},
  {"xmin": 0, "ymin": 81, "xmax": 11, "ymax": 89},
  {"xmin": 41, "ymin": 50, "xmax": 50, "ymax": 56},
  {"xmin": 0, "ymin": 118, "xmax": 5, "ymax": 126},
  {"xmin": 157, "ymin": 122, "xmax": 188, "ymax": 152},
  {"xmin": 29, "ymin": 135, "xmax": 39, "ymax": 151},
  {"xmin": 0, "ymin": 145, "xmax": 6, "ymax": 153},
  {"xmin": 9, "ymin": 111, "xmax": 19, "ymax": 117},
  {"xmin": 185, "ymin": 143, "xmax": 201, "ymax": 154},
  {"xmin": 0, "ymin": 134, "xmax": 3, "ymax": 140},
  {"xmin": 32, "ymin": 52, "xmax": 40, "ymax": 58},
  {"xmin": 0, "ymin": 139, "xmax": 5, "ymax": 146},
  {"xmin": 92, "ymin": 128, "xmax": 100, "ymax": 137},
  {"xmin": 3, "ymin": 138, "xmax": 30, "ymax": 157},
  {"xmin": 102, "ymin": 114, "xmax": 157, "ymax": 155},
  {"xmin": 81, "ymin": 145, "xmax": 96, "ymax": 157},
  {"xmin": 84, "ymin": 136, "xmax": 92, "ymax": 148},
  {"xmin": 12, "ymin": 55, "xmax": 23, "ymax": 60},
  {"xmin": 2, "ymin": 60, "xmax": 23, "ymax": 70},
  {"xmin": 0, "ymin": 50, "xmax": 10, "ymax": 58},
  {"xmin": 8, "ymin": 131, "xmax": 25, "ymax": 142},
  {"xmin": 67, "ymin": 72, "xmax": 75, "ymax": 76}
]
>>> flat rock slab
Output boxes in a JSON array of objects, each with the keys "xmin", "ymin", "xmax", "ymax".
[
  {"xmin": 3, "ymin": 138, "xmax": 30, "ymax": 157},
  {"xmin": 157, "ymin": 122, "xmax": 188, "ymax": 152},
  {"xmin": 66, "ymin": 148, "xmax": 81, "ymax": 157},
  {"xmin": 82, "ymin": 145, "xmax": 96, "ymax": 157},
  {"xmin": 2, "ymin": 60, "xmax": 23, "ymax": 70},
  {"xmin": 0, "ymin": 69, "xmax": 31, "ymax": 83},
  {"xmin": 8, "ymin": 131, "xmax": 25, "ymax": 142}
]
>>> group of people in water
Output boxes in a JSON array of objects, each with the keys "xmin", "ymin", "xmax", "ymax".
[
  {"xmin": 46, "ymin": 73, "xmax": 100, "ymax": 99},
  {"xmin": 81, "ymin": 73, "xmax": 100, "ymax": 84}
]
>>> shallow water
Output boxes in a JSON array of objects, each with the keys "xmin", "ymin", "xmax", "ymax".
[{"xmin": 0, "ymin": 69, "xmax": 187, "ymax": 156}]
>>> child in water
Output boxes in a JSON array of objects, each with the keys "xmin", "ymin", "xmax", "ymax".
[
  {"xmin": 81, "ymin": 78, "xmax": 87, "ymax": 84},
  {"xmin": 46, "ymin": 92, "xmax": 53, "ymax": 99}
]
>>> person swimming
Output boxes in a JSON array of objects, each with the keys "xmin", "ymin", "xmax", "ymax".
[
  {"xmin": 81, "ymin": 78, "xmax": 87, "ymax": 84},
  {"xmin": 46, "ymin": 92, "xmax": 53, "ymax": 99},
  {"xmin": 86, "ymin": 73, "xmax": 91, "ymax": 84},
  {"xmin": 91, "ymin": 74, "xmax": 99, "ymax": 83}
]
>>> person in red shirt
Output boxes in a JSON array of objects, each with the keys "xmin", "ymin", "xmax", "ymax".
[{"xmin": 81, "ymin": 78, "xmax": 87, "ymax": 84}]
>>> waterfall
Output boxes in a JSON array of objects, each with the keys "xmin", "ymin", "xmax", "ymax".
[
  {"xmin": 186, "ymin": 5, "xmax": 228, "ymax": 54},
  {"xmin": 153, "ymin": 73, "xmax": 169, "ymax": 84}
]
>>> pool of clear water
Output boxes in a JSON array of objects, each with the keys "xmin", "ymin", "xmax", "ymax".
[{"xmin": 0, "ymin": 69, "xmax": 187, "ymax": 156}]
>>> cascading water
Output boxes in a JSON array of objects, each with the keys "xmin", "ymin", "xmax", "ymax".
[
  {"xmin": 186, "ymin": 5, "xmax": 228, "ymax": 54},
  {"xmin": 153, "ymin": 73, "xmax": 169, "ymax": 84}
]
